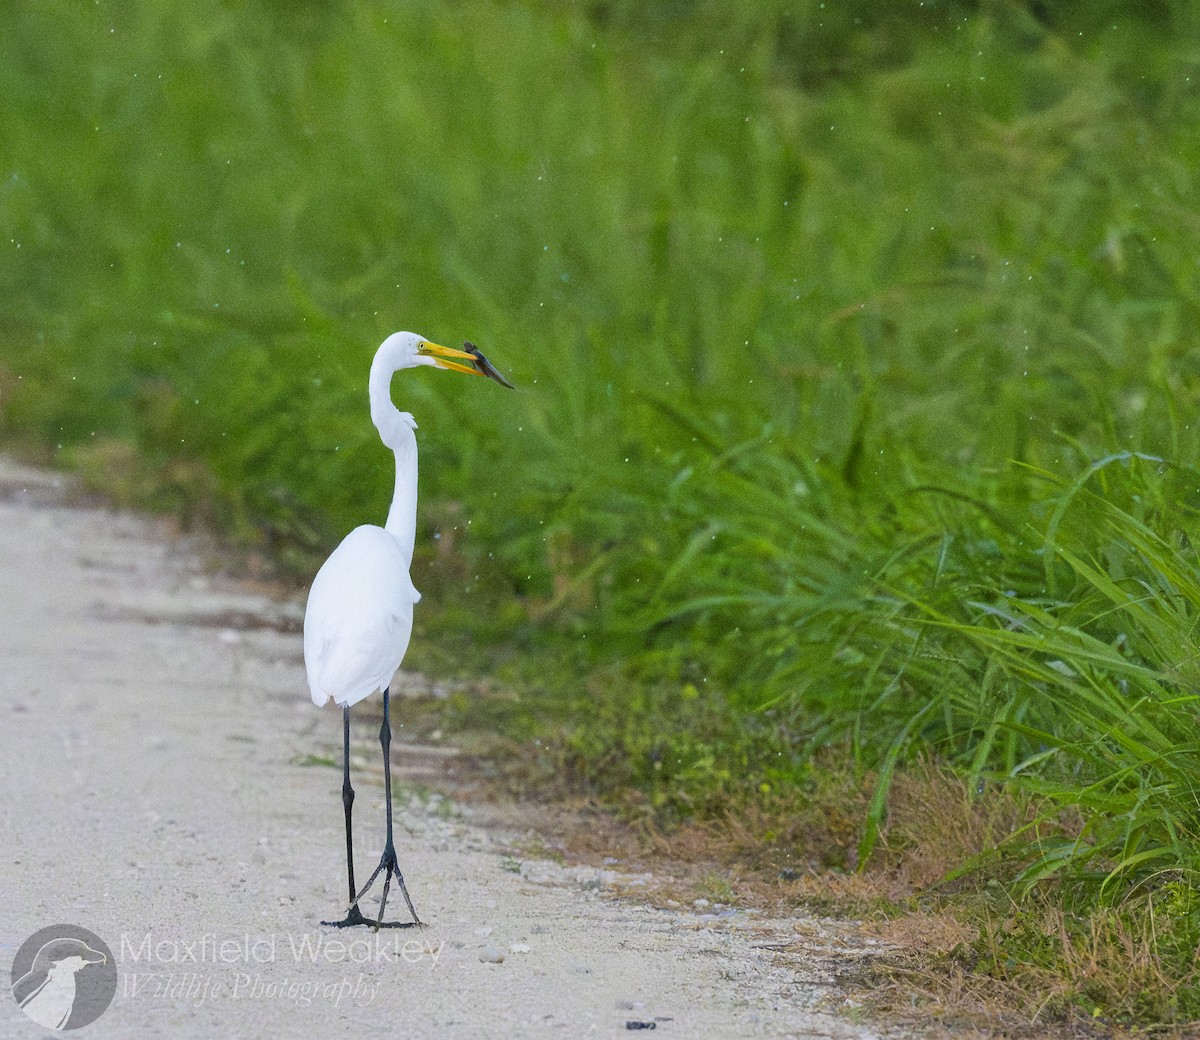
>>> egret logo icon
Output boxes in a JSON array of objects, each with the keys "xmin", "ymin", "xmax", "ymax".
[{"xmin": 10, "ymin": 925, "xmax": 116, "ymax": 1031}]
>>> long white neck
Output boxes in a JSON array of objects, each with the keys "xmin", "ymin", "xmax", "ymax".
[
  {"xmin": 368, "ymin": 350, "xmax": 419, "ymax": 569},
  {"xmin": 384, "ymin": 433, "xmax": 417, "ymax": 567}
]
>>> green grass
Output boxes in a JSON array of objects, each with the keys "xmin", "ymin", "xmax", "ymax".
[{"xmin": 3, "ymin": 0, "xmax": 1200, "ymax": 1025}]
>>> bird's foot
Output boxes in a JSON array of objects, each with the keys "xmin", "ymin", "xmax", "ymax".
[
  {"xmin": 321, "ymin": 904, "xmax": 374, "ymax": 929},
  {"xmin": 326, "ymin": 842, "xmax": 421, "ymax": 930}
]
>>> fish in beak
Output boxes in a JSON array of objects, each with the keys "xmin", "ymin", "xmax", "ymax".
[
  {"xmin": 418, "ymin": 340, "xmax": 515, "ymax": 388},
  {"xmin": 463, "ymin": 342, "xmax": 516, "ymax": 389}
]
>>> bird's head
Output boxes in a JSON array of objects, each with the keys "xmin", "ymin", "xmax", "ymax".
[
  {"xmin": 379, "ymin": 331, "xmax": 515, "ymax": 387},
  {"xmin": 380, "ymin": 331, "xmax": 483, "ymax": 377}
]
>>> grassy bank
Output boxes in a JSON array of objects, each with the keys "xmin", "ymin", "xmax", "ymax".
[{"xmin": 3, "ymin": 0, "xmax": 1200, "ymax": 1028}]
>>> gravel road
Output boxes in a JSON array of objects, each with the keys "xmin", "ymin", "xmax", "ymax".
[{"xmin": 0, "ymin": 456, "xmax": 892, "ymax": 1039}]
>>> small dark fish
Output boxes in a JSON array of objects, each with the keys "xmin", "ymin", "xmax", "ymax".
[{"xmin": 464, "ymin": 341, "xmax": 516, "ymax": 389}]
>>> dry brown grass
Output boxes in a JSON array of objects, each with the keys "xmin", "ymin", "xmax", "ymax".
[{"xmin": 454, "ymin": 751, "xmax": 1200, "ymax": 1039}]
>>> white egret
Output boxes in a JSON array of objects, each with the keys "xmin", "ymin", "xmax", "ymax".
[{"xmin": 304, "ymin": 331, "xmax": 512, "ymax": 928}]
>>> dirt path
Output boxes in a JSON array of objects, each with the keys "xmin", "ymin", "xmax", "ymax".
[{"xmin": 0, "ymin": 456, "xmax": 894, "ymax": 1039}]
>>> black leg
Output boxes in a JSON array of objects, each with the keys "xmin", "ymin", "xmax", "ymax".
[
  {"xmin": 375, "ymin": 687, "xmax": 419, "ymax": 925},
  {"xmin": 343, "ymin": 706, "xmax": 358, "ymax": 902},
  {"xmin": 381, "ymin": 691, "xmax": 395, "ymax": 852},
  {"xmin": 322, "ymin": 706, "xmax": 368, "ymax": 928},
  {"xmin": 337, "ymin": 688, "xmax": 421, "ymax": 928}
]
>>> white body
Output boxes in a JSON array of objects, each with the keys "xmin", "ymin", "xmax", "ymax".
[{"xmin": 304, "ymin": 525, "xmax": 420, "ymax": 707}]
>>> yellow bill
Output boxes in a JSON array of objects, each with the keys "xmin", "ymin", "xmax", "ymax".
[{"xmin": 417, "ymin": 339, "xmax": 486, "ymax": 377}]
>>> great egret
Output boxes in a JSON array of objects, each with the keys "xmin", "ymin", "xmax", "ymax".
[{"xmin": 304, "ymin": 331, "xmax": 512, "ymax": 929}]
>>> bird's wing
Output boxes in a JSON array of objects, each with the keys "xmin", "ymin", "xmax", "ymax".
[{"xmin": 303, "ymin": 526, "xmax": 419, "ymax": 707}]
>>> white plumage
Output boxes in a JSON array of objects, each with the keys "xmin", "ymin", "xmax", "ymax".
[
  {"xmin": 300, "ymin": 329, "xmax": 508, "ymax": 929},
  {"xmin": 304, "ymin": 525, "xmax": 420, "ymax": 707}
]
